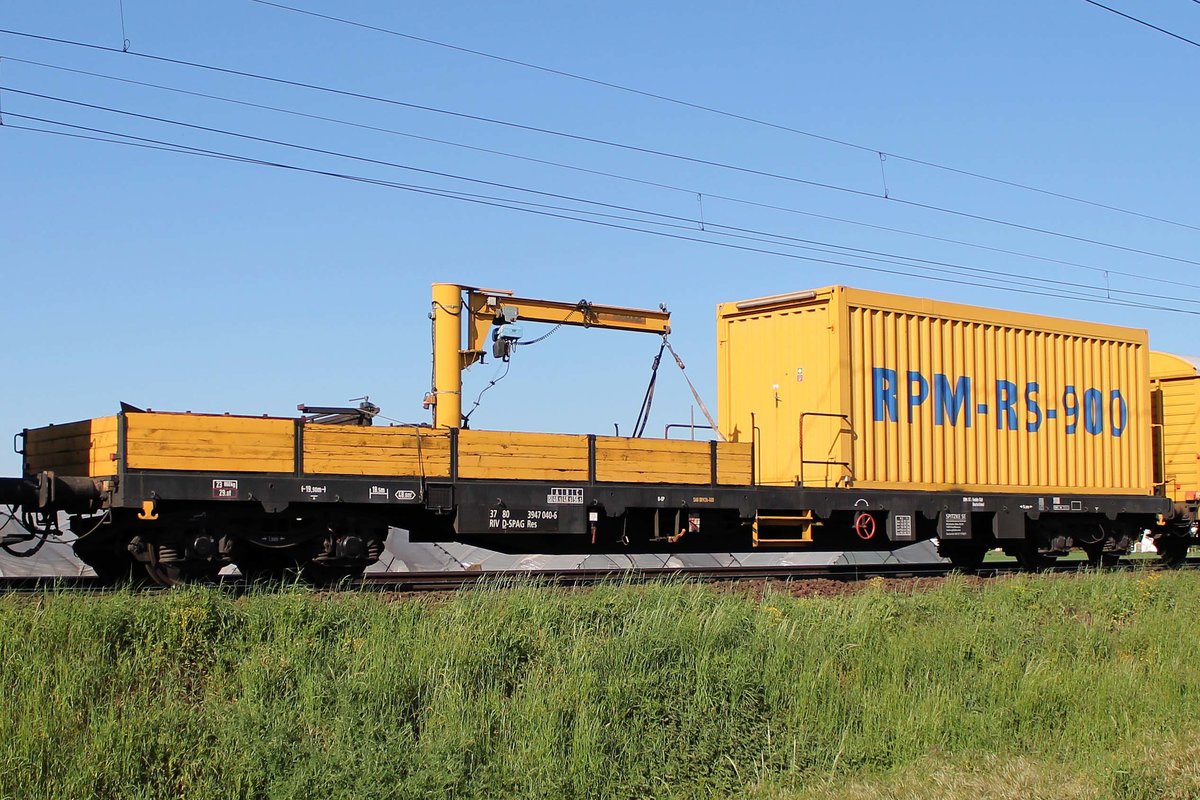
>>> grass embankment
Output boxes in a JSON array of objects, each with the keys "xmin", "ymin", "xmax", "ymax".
[{"xmin": 1, "ymin": 573, "xmax": 1198, "ymax": 799}]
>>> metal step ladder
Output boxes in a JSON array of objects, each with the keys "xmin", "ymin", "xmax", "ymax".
[{"xmin": 752, "ymin": 510, "xmax": 822, "ymax": 547}]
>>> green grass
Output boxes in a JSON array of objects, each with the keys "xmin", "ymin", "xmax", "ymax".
[{"xmin": 1, "ymin": 571, "xmax": 1198, "ymax": 799}]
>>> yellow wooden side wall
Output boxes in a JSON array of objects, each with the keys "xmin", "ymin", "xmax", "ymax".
[
  {"xmin": 304, "ymin": 427, "xmax": 750, "ymax": 485},
  {"xmin": 715, "ymin": 442, "xmax": 753, "ymax": 485},
  {"xmin": 593, "ymin": 439, "xmax": 751, "ymax": 485},
  {"xmin": 595, "ymin": 438, "xmax": 706, "ymax": 484},
  {"xmin": 125, "ymin": 413, "xmax": 295, "ymax": 473},
  {"xmin": 23, "ymin": 416, "xmax": 118, "ymax": 477},
  {"xmin": 24, "ymin": 410, "xmax": 755, "ymax": 486},
  {"xmin": 458, "ymin": 430, "xmax": 588, "ymax": 480},
  {"xmin": 302, "ymin": 426, "xmax": 451, "ymax": 477}
]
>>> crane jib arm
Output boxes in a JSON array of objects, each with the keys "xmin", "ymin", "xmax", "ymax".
[{"xmin": 429, "ymin": 283, "xmax": 671, "ymax": 429}]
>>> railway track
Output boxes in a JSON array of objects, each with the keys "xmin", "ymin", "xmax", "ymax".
[{"xmin": 0, "ymin": 557, "xmax": 1194, "ymax": 594}]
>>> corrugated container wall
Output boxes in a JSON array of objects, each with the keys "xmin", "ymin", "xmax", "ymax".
[
  {"xmin": 1149, "ymin": 351, "xmax": 1200, "ymax": 503},
  {"xmin": 717, "ymin": 286, "xmax": 1152, "ymax": 495}
]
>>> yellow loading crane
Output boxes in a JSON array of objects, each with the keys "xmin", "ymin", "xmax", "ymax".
[{"xmin": 427, "ymin": 282, "xmax": 672, "ymax": 429}]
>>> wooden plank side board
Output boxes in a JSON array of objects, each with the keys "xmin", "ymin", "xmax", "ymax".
[
  {"xmin": 595, "ymin": 450, "xmax": 714, "ymax": 466},
  {"xmin": 87, "ymin": 416, "xmax": 119, "ymax": 476},
  {"xmin": 457, "ymin": 430, "xmax": 587, "ymax": 448},
  {"xmin": 597, "ymin": 469, "xmax": 710, "ymax": 484},
  {"xmin": 303, "ymin": 446, "xmax": 452, "ymax": 459},
  {"xmin": 716, "ymin": 442, "xmax": 753, "ymax": 485},
  {"xmin": 24, "ymin": 437, "xmax": 117, "ymax": 459},
  {"xmin": 126, "ymin": 453, "xmax": 295, "ymax": 472},
  {"xmin": 302, "ymin": 426, "xmax": 452, "ymax": 478},
  {"xmin": 24, "ymin": 429, "xmax": 117, "ymax": 455},
  {"xmin": 21, "ymin": 412, "xmax": 753, "ymax": 485},
  {"xmin": 24, "ymin": 421, "xmax": 90, "ymax": 453},
  {"xmin": 126, "ymin": 455, "xmax": 296, "ymax": 472},
  {"xmin": 23, "ymin": 416, "xmax": 119, "ymax": 477},
  {"xmin": 126, "ymin": 413, "xmax": 295, "ymax": 473},
  {"xmin": 125, "ymin": 430, "xmax": 295, "ymax": 446},
  {"xmin": 129, "ymin": 442, "xmax": 294, "ymax": 459},
  {"xmin": 595, "ymin": 437, "xmax": 711, "ymax": 453},
  {"xmin": 594, "ymin": 437, "xmax": 713, "ymax": 484},
  {"xmin": 302, "ymin": 439, "xmax": 450, "ymax": 452},
  {"xmin": 458, "ymin": 430, "xmax": 588, "ymax": 480},
  {"xmin": 302, "ymin": 458, "xmax": 451, "ymax": 477},
  {"xmin": 125, "ymin": 414, "xmax": 292, "ymax": 433},
  {"xmin": 301, "ymin": 429, "xmax": 452, "ymax": 450}
]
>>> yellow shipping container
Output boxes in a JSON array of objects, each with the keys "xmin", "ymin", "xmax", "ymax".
[
  {"xmin": 717, "ymin": 286, "xmax": 1152, "ymax": 495},
  {"xmin": 1150, "ymin": 351, "xmax": 1200, "ymax": 504}
]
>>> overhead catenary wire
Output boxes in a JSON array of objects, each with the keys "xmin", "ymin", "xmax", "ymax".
[
  {"xmin": 5, "ymin": 116, "xmax": 1198, "ymax": 318},
  {"xmin": 253, "ymin": 0, "xmax": 1200, "ymax": 234},
  {"xmin": 6, "ymin": 105, "xmax": 1191, "ymax": 311},
  {"xmin": 432, "ymin": 183, "xmax": 1191, "ymax": 306},
  {"xmin": 2, "ymin": 28, "xmax": 1199, "ymax": 272},
  {"xmin": 0, "ymin": 120, "xmax": 1071, "ymax": 309},
  {"xmin": 1, "ymin": 108, "xmax": 1190, "ymax": 313},
  {"xmin": 0, "ymin": 86, "xmax": 718, "ymax": 226},
  {"xmin": 0, "ymin": 99, "xmax": 1107, "ymax": 301},
  {"xmin": 4, "ymin": 80, "xmax": 1198, "ymax": 305},
  {"xmin": 1081, "ymin": 0, "xmax": 1200, "ymax": 47},
  {"xmin": 0, "ymin": 119, "xmax": 1117, "ymax": 308},
  {"xmin": 10, "ymin": 56, "xmax": 1197, "ymax": 291}
]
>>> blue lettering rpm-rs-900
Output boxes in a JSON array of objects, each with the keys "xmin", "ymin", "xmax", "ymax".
[{"xmin": 871, "ymin": 367, "xmax": 1127, "ymax": 437}]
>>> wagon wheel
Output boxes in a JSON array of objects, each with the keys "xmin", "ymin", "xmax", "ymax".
[
  {"xmin": 1013, "ymin": 542, "xmax": 1058, "ymax": 572},
  {"xmin": 1082, "ymin": 544, "xmax": 1120, "ymax": 569},
  {"xmin": 142, "ymin": 543, "xmax": 221, "ymax": 587},
  {"xmin": 143, "ymin": 558, "xmax": 183, "ymax": 587},
  {"xmin": 937, "ymin": 540, "xmax": 988, "ymax": 573},
  {"xmin": 73, "ymin": 539, "xmax": 137, "ymax": 586},
  {"xmin": 1156, "ymin": 538, "xmax": 1192, "ymax": 568},
  {"xmin": 80, "ymin": 549, "xmax": 137, "ymax": 585}
]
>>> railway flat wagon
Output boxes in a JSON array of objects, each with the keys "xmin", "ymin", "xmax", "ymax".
[
  {"xmin": 0, "ymin": 282, "xmax": 1176, "ymax": 582},
  {"xmin": 11, "ymin": 409, "xmax": 754, "ymax": 583}
]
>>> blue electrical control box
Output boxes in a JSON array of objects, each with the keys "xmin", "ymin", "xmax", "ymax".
[{"xmin": 494, "ymin": 323, "xmax": 524, "ymax": 342}]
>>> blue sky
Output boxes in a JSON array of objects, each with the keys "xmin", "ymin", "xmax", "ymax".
[{"xmin": 2, "ymin": 1, "xmax": 1199, "ymax": 473}]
